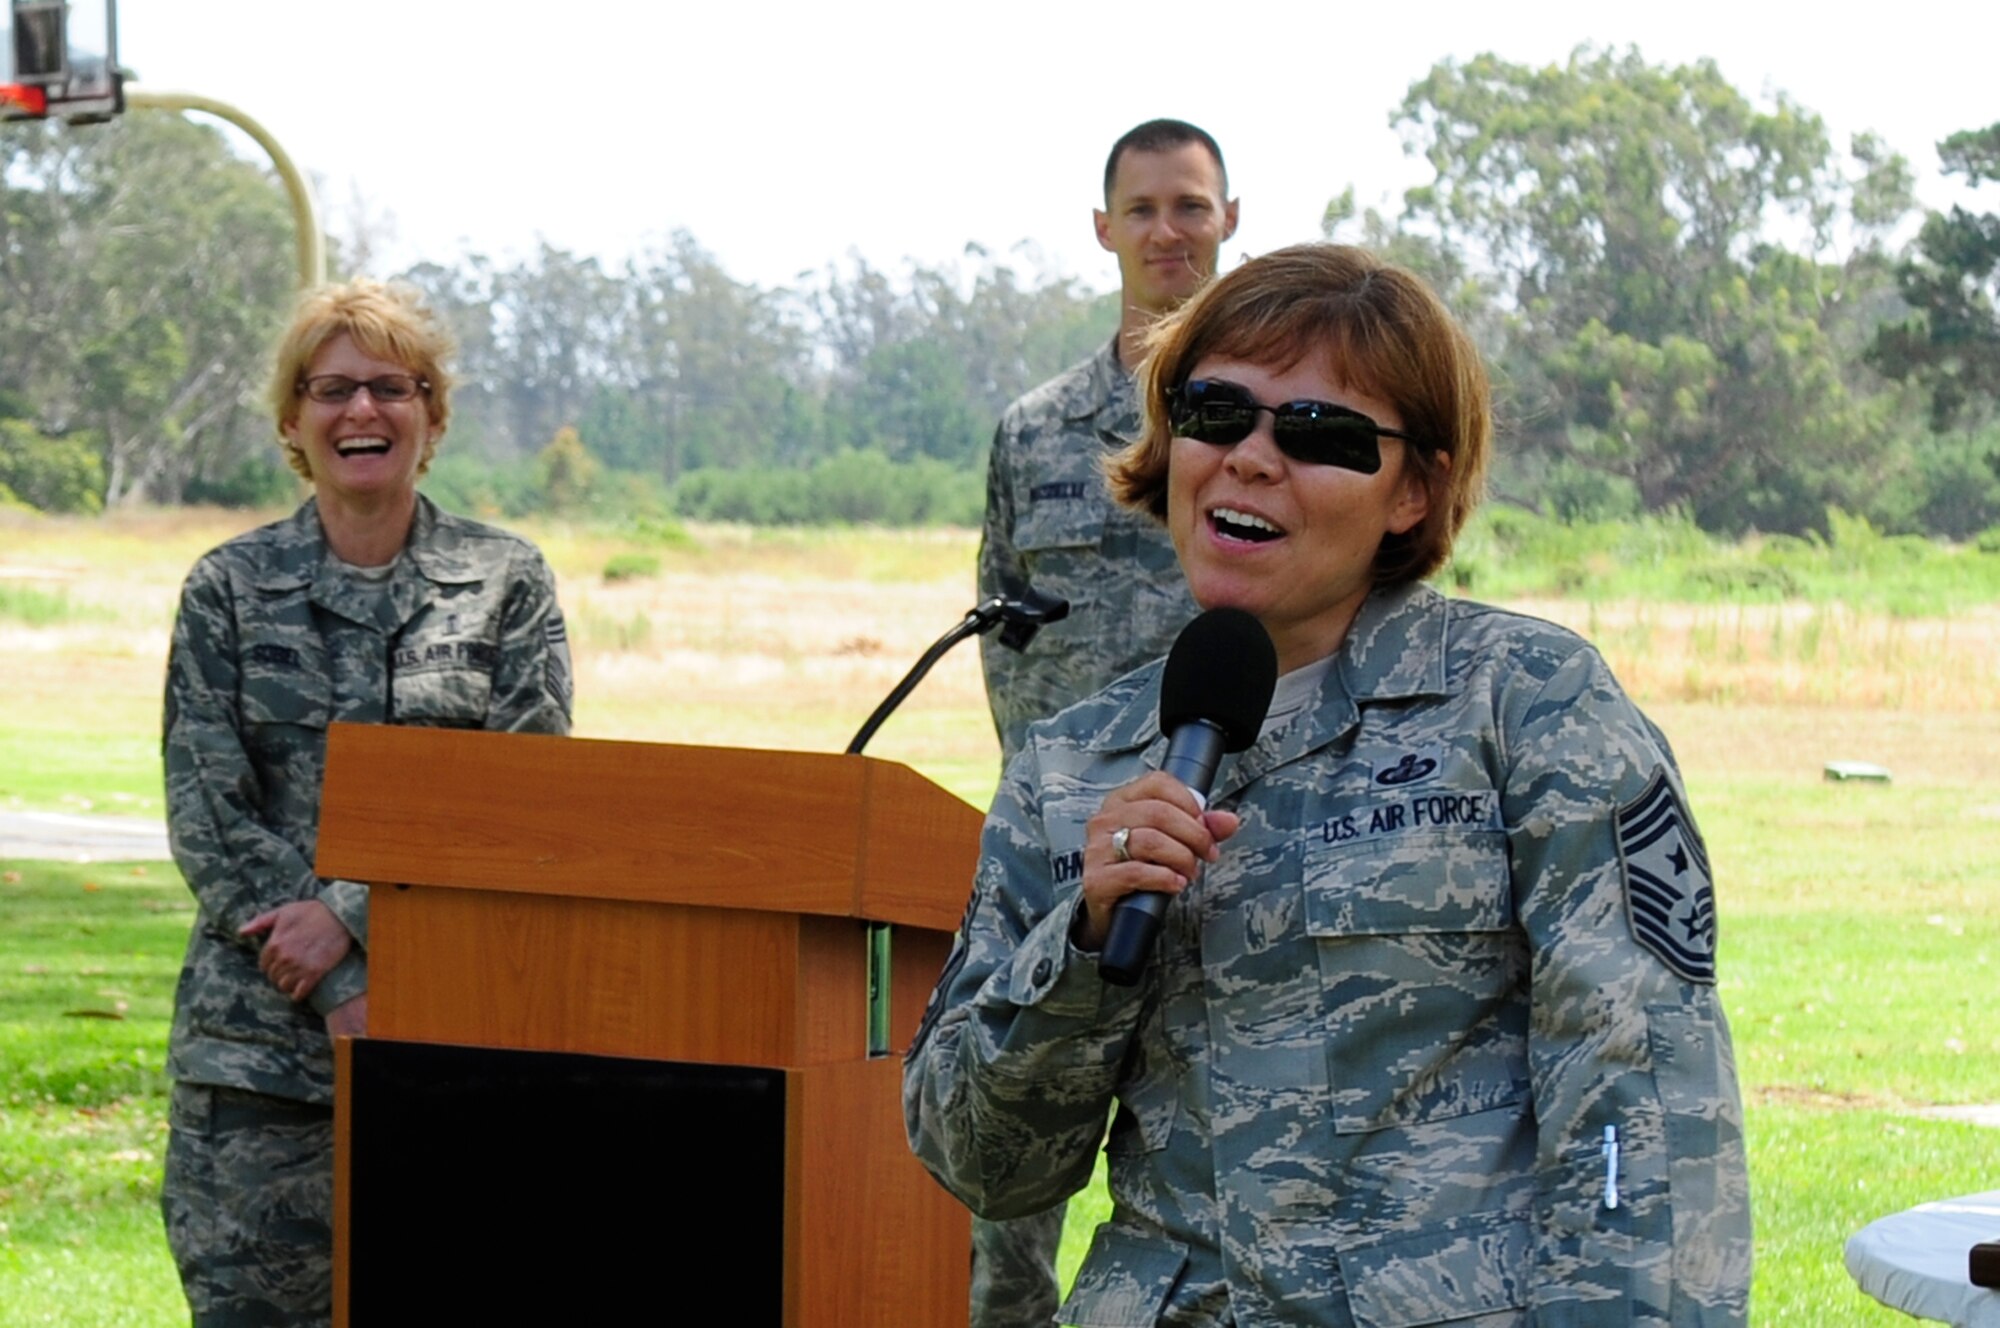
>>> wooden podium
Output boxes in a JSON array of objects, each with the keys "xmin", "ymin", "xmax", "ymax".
[{"xmin": 316, "ymin": 723, "xmax": 977, "ymax": 1326}]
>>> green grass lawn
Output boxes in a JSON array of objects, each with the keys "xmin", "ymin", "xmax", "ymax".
[
  {"xmin": 0, "ymin": 862, "xmax": 187, "ymax": 1327},
  {"xmin": 8, "ymin": 770, "xmax": 1994, "ymax": 1324}
]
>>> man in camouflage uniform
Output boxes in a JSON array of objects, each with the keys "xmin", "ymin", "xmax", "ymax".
[
  {"xmin": 972, "ymin": 117, "xmax": 1237, "ymax": 1326},
  {"xmin": 162, "ymin": 494, "xmax": 572, "ymax": 1323},
  {"xmin": 907, "ymin": 581, "xmax": 1751, "ymax": 1326}
]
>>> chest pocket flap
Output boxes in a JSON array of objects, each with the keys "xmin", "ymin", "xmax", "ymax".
[
  {"xmin": 237, "ymin": 638, "xmax": 331, "ymax": 729},
  {"xmin": 1014, "ymin": 485, "xmax": 1109, "ymax": 556},
  {"xmin": 1304, "ymin": 819, "xmax": 1513, "ymax": 936},
  {"xmin": 1337, "ymin": 1213, "xmax": 1530, "ymax": 1328}
]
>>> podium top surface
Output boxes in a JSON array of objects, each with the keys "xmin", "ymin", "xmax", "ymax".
[{"xmin": 317, "ymin": 724, "xmax": 981, "ymax": 934}]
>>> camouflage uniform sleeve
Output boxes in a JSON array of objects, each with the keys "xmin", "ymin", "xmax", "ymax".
[
  {"xmin": 318, "ymin": 880, "xmax": 368, "ymax": 946},
  {"xmin": 486, "ymin": 546, "xmax": 573, "ymax": 735},
  {"xmin": 905, "ymin": 749, "xmax": 1144, "ymax": 1220},
  {"xmin": 976, "ymin": 420, "xmax": 1027, "ymax": 757},
  {"xmin": 1504, "ymin": 646, "xmax": 1751, "ymax": 1326},
  {"xmin": 163, "ymin": 560, "xmax": 333, "ymax": 950}
]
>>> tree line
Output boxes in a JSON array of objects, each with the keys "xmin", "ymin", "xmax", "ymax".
[
  {"xmin": 1328, "ymin": 49, "xmax": 2000, "ymax": 538},
  {"xmin": 3, "ymin": 46, "xmax": 1997, "ymax": 538}
]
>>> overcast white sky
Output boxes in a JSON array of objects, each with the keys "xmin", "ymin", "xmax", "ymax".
[{"xmin": 106, "ymin": 0, "xmax": 1997, "ymax": 292}]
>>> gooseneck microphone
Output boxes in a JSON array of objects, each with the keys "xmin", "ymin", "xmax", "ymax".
[
  {"xmin": 845, "ymin": 588, "xmax": 1069, "ymax": 756},
  {"xmin": 1098, "ymin": 608, "xmax": 1278, "ymax": 986}
]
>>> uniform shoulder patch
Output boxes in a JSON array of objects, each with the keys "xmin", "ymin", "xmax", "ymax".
[
  {"xmin": 1616, "ymin": 770, "xmax": 1718, "ymax": 983},
  {"xmin": 544, "ymin": 609, "xmax": 573, "ymax": 705}
]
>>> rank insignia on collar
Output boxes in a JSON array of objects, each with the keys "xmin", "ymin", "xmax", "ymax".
[{"xmin": 1617, "ymin": 770, "xmax": 1718, "ymax": 983}]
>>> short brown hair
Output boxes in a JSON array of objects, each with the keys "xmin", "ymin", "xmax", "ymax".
[
  {"xmin": 267, "ymin": 278, "xmax": 455, "ymax": 480},
  {"xmin": 1104, "ymin": 118, "xmax": 1227, "ymax": 201},
  {"xmin": 1109, "ymin": 243, "xmax": 1490, "ymax": 588}
]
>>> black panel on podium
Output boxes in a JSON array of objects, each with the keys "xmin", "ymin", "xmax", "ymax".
[{"xmin": 347, "ymin": 1039, "xmax": 785, "ymax": 1323}]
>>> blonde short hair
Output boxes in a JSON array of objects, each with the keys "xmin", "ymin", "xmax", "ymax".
[
  {"xmin": 267, "ymin": 278, "xmax": 455, "ymax": 480},
  {"xmin": 1109, "ymin": 244, "xmax": 1491, "ymax": 588}
]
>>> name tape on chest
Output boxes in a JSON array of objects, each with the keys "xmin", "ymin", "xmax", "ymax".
[
  {"xmin": 1028, "ymin": 481, "xmax": 1089, "ymax": 504},
  {"xmin": 245, "ymin": 642, "xmax": 302, "ymax": 669}
]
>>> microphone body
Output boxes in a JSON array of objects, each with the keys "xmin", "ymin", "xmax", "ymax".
[
  {"xmin": 1098, "ymin": 609, "xmax": 1276, "ymax": 987},
  {"xmin": 1098, "ymin": 717, "xmax": 1229, "ymax": 984},
  {"xmin": 1159, "ymin": 718, "xmax": 1230, "ymax": 796}
]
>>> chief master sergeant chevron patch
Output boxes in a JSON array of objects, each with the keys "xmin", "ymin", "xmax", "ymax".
[{"xmin": 1617, "ymin": 770, "xmax": 1718, "ymax": 983}]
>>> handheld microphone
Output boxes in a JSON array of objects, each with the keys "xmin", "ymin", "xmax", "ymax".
[{"xmin": 1098, "ymin": 608, "xmax": 1277, "ymax": 986}]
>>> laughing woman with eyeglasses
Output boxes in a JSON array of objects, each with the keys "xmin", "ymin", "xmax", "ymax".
[
  {"xmin": 906, "ymin": 245, "xmax": 1751, "ymax": 1327},
  {"xmin": 158, "ymin": 278, "xmax": 572, "ymax": 1326}
]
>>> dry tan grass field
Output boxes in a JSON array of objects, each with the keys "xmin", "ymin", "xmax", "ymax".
[{"xmin": 5, "ymin": 506, "xmax": 1999, "ymax": 808}]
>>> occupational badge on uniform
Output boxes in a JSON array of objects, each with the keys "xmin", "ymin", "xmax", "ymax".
[
  {"xmin": 1616, "ymin": 770, "xmax": 1717, "ymax": 983},
  {"xmin": 1373, "ymin": 746, "xmax": 1442, "ymax": 787}
]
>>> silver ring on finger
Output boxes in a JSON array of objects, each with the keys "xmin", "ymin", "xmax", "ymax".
[{"xmin": 1111, "ymin": 826, "xmax": 1134, "ymax": 863}]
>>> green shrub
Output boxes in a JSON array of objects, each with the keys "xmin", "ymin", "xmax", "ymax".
[
  {"xmin": 422, "ymin": 452, "xmax": 543, "ymax": 519},
  {"xmin": 1447, "ymin": 505, "xmax": 2000, "ymax": 610},
  {"xmin": 624, "ymin": 515, "xmax": 698, "ymax": 551},
  {"xmin": 1901, "ymin": 427, "xmax": 2000, "ymax": 540},
  {"xmin": 0, "ymin": 584, "xmax": 105, "ymax": 626},
  {"xmin": 1684, "ymin": 562, "xmax": 1804, "ymax": 599},
  {"xmin": 603, "ymin": 551, "xmax": 661, "ymax": 582},
  {"xmin": 0, "ymin": 421, "xmax": 104, "ymax": 514},
  {"xmin": 181, "ymin": 455, "xmax": 300, "ymax": 508},
  {"xmin": 537, "ymin": 427, "xmax": 601, "ymax": 513},
  {"xmin": 671, "ymin": 449, "xmax": 981, "ymax": 527},
  {"xmin": 1540, "ymin": 456, "xmax": 1641, "ymax": 522}
]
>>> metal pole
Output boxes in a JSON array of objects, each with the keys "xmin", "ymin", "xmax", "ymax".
[{"xmin": 122, "ymin": 86, "xmax": 324, "ymax": 289}]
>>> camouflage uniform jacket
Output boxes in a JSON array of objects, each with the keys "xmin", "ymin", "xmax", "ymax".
[
  {"xmin": 164, "ymin": 496, "xmax": 573, "ymax": 1105},
  {"xmin": 907, "ymin": 584, "xmax": 1751, "ymax": 1327},
  {"xmin": 979, "ymin": 337, "xmax": 1199, "ymax": 763}
]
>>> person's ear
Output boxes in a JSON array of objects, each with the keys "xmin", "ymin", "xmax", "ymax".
[{"xmin": 1390, "ymin": 448, "xmax": 1444, "ymax": 536}]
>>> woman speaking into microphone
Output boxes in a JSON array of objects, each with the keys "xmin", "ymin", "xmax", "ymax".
[{"xmin": 905, "ymin": 245, "xmax": 1749, "ymax": 1327}]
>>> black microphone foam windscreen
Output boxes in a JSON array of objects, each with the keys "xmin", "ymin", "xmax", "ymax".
[{"xmin": 1158, "ymin": 608, "xmax": 1279, "ymax": 752}]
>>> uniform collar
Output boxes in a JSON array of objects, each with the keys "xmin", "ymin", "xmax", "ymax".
[
  {"xmin": 248, "ymin": 496, "xmax": 486, "ymax": 631},
  {"xmin": 397, "ymin": 497, "xmax": 487, "ymax": 586},
  {"xmin": 1055, "ymin": 337, "xmax": 1139, "ymax": 444},
  {"xmin": 1335, "ymin": 582, "xmax": 1451, "ymax": 703},
  {"xmin": 1082, "ymin": 583, "xmax": 1453, "ymax": 796}
]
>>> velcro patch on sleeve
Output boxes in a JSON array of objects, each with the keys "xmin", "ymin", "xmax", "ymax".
[{"xmin": 1617, "ymin": 770, "xmax": 1718, "ymax": 983}]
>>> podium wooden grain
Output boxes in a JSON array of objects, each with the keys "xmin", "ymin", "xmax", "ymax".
[{"xmin": 319, "ymin": 723, "xmax": 976, "ymax": 1327}]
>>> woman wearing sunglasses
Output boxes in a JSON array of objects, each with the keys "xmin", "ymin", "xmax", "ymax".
[
  {"xmin": 906, "ymin": 245, "xmax": 1749, "ymax": 1326},
  {"xmin": 159, "ymin": 278, "xmax": 573, "ymax": 1325}
]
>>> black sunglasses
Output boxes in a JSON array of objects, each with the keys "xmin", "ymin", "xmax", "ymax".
[{"xmin": 1168, "ymin": 379, "xmax": 1425, "ymax": 474}]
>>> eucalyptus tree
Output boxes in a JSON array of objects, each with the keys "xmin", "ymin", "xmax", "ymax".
[
  {"xmin": 812, "ymin": 248, "xmax": 1112, "ymax": 465},
  {"xmin": 0, "ymin": 112, "xmax": 294, "ymax": 505},
  {"xmin": 616, "ymin": 230, "xmax": 820, "ymax": 478},
  {"xmin": 1871, "ymin": 123, "xmax": 2000, "ymax": 427},
  {"xmin": 1374, "ymin": 47, "xmax": 1914, "ymax": 533}
]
